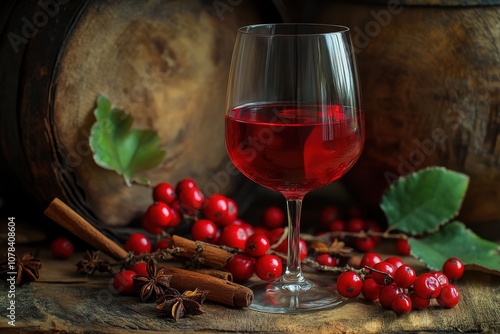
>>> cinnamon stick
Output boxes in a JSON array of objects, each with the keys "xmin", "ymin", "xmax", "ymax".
[
  {"xmin": 170, "ymin": 235, "xmax": 233, "ymax": 268},
  {"xmin": 160, "ymin": 266, "xmax": 251, "ymax": 307},
  {"xmin": 44, "ymin": 198, "xmax": 253, "ymax": 307},
  {"xmin": 44, "ymin": 198, "xmax": 128, "ymax": 260},
  {"xmin": 194, "ymin": 269, "xmax": 233, "ymax": 281}
]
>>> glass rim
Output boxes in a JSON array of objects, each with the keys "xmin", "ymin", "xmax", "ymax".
[{"xmin": 237, "ymin": 23, "xmax": 350, "ymax": 36}]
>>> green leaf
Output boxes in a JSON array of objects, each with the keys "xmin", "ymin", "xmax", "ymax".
[
  {"xmin": 89, "ymin": 95, "xmax": 166, "ymax": 186},
  {"xmin": 380, "ymin": 167, "xmax": 469, "ymax": 235},
  {"xmin": 409, "ymin": 222, "xmax": 500, "ymax": 274}
]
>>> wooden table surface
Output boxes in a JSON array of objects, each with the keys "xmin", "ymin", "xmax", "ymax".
[{"xmin": 2, "ymin": 245, "xmax": 499, "ymax": 334}]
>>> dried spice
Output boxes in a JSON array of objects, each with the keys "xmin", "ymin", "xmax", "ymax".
[
  {"xmin": 0, "ymin": 253, "xmax": 43, "ymax": 286},
  {"xmin": 76, "ymin": 250, "xmax": 110, "ymax": 275},
  {"xmin": 18, "ymin": 253, "xmax": 42, "ymax": 285},
  {"xmin": 133, "ymin": 258, "xmax": 173, "ymax": 301},
  {"xmin": 156, "ymin": 288, "xmax": 208, "ymax": 321},
  {"xmin": 310, "ymin": 239, "xmax": 352, "ymax": 255}
]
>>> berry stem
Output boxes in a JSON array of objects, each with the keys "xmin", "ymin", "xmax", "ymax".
[
  {"xmin": 269, "ymin": 227, "xmax": 289, "ymax": 250},
  {"xmin": 304, "ymin": 258, "xmax": 365, "ymax": 276},
  {"xmin": 303, "ymin": 230, "xmax": 409, "ymax": 241},
  {"xmin": 122, "ymin": 247, "xmax": 182, "ymax": 267},
  {"xmin": 364, "ymin": 265, "xmax": 394, "ymax": 280},
  {"xmin": 267, "ymin": 249, "xmax": 288, "ymax": 261}
]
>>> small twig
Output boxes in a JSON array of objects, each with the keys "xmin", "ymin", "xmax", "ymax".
[
  {"xmin": 159, "ymin": 230, "xmax": 171, "ymax": 240},
  {"xmin": 364, "ymin": 265, "xmax": 394, "ymax": 285},
  {"xmin": 123, "ymin": 247, "xmax": 185, "ymax": 266},
  {"xmin": 268, "ymin": 249, "xmax": 288, "ymax": 261},
  {"xmin": 303, "ymin": 258, "xmax": 365, "ymax": 276},
  {"xmin": 303, "ymin": 230, "xmax": 408, "ymax": 241},
  {"xmin": 270, "ymin": 227, "xmax": 288, "ymax": 250}
]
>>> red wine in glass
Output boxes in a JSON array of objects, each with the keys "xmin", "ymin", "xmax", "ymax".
[{"xmin": 226, "ymin": 103, "xmax": 363, "ymax": 198}]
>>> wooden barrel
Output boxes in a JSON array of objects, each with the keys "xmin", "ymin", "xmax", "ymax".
[
  {"xmin": 316, "ymin": 0, "xmax": 500, "ymax": 223},
  {"xmin": 0, "ymin": 0, "xmax": 273, "ymax": 226}
]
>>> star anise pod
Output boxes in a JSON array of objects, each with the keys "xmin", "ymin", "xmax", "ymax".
[
  {"xmin": 76, "ymin": 250, "xmax": 110, "ymax": 276},
  {"xmin": 133, "ymin": 258, "xmax": 173, "ymax": 301},
  {"xmin": 156, "ymin": 288, "xmax": 208, "ymax": 321},
  {"xmin": 9, "ymin": 253, "xmax": 42, "ymax": 286}
]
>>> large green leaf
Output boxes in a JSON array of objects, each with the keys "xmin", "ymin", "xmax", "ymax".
[
  {"xmin": 89, "ymin": 96, "xmax": 166, "ymax": 185},
  {"xmin": 380, "ymin": 167, "xmax": 469, "ymax": 234},
  {"xmin": 409, "ymin": 222, "xmax": 500, "ymax": 274}
]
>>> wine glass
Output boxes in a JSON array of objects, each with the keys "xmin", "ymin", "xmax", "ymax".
[{"xmin": 225, "ymin": 23, "xmax": 364, "ymax": 313}]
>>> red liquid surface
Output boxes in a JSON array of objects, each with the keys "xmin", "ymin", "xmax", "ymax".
[{"xmin": 225, "ymin": 103, "xmax": 364, "ymax": 197}]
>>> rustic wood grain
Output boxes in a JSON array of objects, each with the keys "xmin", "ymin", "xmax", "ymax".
[
  {"xmin": 318, "ymin": 1, "xmax": 500, "ymax": 224},
  {"xmin": 1, "ymin": 249, "xmax": 499, "ymax": 333}
]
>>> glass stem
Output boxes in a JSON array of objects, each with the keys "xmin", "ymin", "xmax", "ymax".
[{"xmin": 283, "ymin": 197, "xmax": 306, "ymax": 284}]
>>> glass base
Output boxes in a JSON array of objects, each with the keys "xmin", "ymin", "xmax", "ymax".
[{"xmin": 246, "ymin": 275, "xmax": 345, "ymax": 313}]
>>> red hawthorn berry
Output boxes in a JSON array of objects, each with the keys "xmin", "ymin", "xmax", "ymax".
[
  {"xmin": 255, "ymin": 255, "xmax": 283, "ymax": 281},
  {"xmin": 442, "ymin": 257, "xmax": 465, "ymax": 280},
  {"xmin": 50, "ymin": 237, "xmax": 74, "ymax": 259},
  {"xmin": 263, "ymin": 206, "xmax": 285, "ymax": 229},
  {"xmin": 336, "ymin": 271, "xmax": 363, "ymax": 298}
]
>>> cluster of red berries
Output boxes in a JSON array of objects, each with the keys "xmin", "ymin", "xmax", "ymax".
[
  {"xmin": 141, "ymin": 179, "xmax": 210, "ymax": 235},
  {"xmin": 222, "ymin": 205, "xmax": 313, "ymax": 282},
  {"xmin": 123, "ymin": 179, "xmax": 307, "ymax": 283},
  {"xmin": 196, "ymin": 204, "xmax": 308, "ymax": 283},
  {"xmin": 336, "ymin": 253, "xmax": 463, "ymax": 315},
  {"xmin": 123, "ymin": 178, "xmax": 240, "ymax": 253}
]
